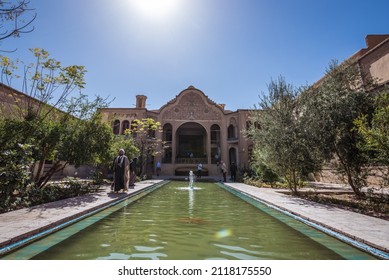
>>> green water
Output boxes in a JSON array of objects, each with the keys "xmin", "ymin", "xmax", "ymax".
[{"xmin": 6, "ymin": 182, "xmax": 376, "ymax": 260}]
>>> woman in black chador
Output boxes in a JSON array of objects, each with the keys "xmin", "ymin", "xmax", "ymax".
[
  {"xmin": 128, "ymin": 157, "xmax": 137, "ymax": 188},
  {"xmin": 112, "ymin": 149, "xmax": 129, "ymax": 192}
]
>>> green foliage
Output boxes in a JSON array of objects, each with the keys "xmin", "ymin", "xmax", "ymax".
[
  {"xmin": 354, "ymin": 90, "xmax": 389, "ymax": 187},
  {"xmin": 130, "ymin": 118, "xmax": 161, "ymax": 133},
  {"xmin": 0, "ymin": 113, "xmax": 113, "ymax": 191},
  {"xmin": 0, "ymin": 178, "xmax": 101, "ymax": 213},
  {"xmin": 248, "ymin": 60, "xmax": 377, "ymax": 197},
  {"xmin": 89, "ymin": 168, "xmax": 105, "ymax": 185},
  {"xmin": 59, "ymin": 114, "xmax": 113, "ymax": 167},
  {"xmin": 105, "ymin": 128, "xmax": 139, "ymax": 179},
  {"xmin": 128, "ymin": 118, "xmax": 162, "ymax": 178},
  {"xmin": 0, "ymin": 140, "xmax": 33, "ymax": 209},
  {"xmin": 0, "ymin": 49, "xmax": 112, "ymax": 191},
  {"xmin": 252, "ymin": 162, "xmax": 280, "ymax": 187},
  {"xmin": 300, "ymin": 60, "xmax": 375, "ymax": 196},
  {"xmin": 110, "ymin": 134, "xmax": 139, "ymax": 162},
  {"xmin": 247, "ymin": 76, "xmax": 320, "ymax": 194},
  {"xmin": 354, "ymin": 91, "xmax": 389, "ymax": 165},
  {"xmin": 29, "ymin": 179, "xmax": 100, "ymax": 203},
  {"xmin": 0, "ymin": 48, "xmax": 87, "ymax": 120},
  {"xmin": 0, "ymin": 119, "xmax": 35, "ymax": 207}
]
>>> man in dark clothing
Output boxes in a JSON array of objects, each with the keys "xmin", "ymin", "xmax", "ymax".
[
  {"xmin": 230, "ymin": 162, "xmax": 237, "ymax": 182},
  {"xmin": 112, "ymin": 149, "xmax": 129, "ymax": 192}
]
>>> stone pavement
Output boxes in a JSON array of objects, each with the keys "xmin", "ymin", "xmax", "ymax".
[{"xmin": 1, "ymin": 179, "xmax": 389, "ymax": 259}]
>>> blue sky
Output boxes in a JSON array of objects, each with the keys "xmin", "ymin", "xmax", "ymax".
[{"xmin": 2, "ymin": 0, "xmax": 388, "ymax": 111}]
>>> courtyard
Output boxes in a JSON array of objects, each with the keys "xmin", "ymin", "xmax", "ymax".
[{"xmin": 1, "ymin": 178, "xmax": 388, "ymax": 259}]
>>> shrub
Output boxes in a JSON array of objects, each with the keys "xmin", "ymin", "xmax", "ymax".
[{"xmin": 0, "ymin": 143, "xmax": 33, "ymax": 210}]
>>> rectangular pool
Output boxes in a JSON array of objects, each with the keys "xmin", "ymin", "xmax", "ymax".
[{"xmin": 2, "ymin": 181, "xmax": 377, "ymax": 260}]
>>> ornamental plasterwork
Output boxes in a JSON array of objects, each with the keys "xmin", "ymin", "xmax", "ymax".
[
  {"xmin": 162, "ymin": 91, "xmax": 222, "ymax": 121},
  {"xmin": 112, "ymin": 113, "xmax": 138, "ymax": 120}
]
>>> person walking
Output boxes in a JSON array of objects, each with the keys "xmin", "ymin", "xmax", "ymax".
[
  {"xmin": 156, "ymin": 161, "xmax": 161, "ymax": 176},
  {"xmin": 219, "ymin": 160, "xmax": 227, "ymax": 182},
  {"xmin": 197, "ymin": 162, "xmax": 203, "ymax": 179},
  {"xmin": 128, "ymin": 157, "xmax": 137, "ymax": 188},
  {"xmin": 230, "ymin": 162, "xmax": 237, "ymax": 182},
  {"xmin": 112, "ymin": 149, "xmax": 129, "ymax": 193}
]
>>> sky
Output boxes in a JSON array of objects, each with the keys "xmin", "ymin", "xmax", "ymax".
[{"xmin": 1, "ymin": 0, "xmax": 389, "ymax": 111}]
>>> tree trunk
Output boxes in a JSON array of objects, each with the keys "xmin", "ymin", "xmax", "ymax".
[
  {"xmin": 292, "ymin": 169, "xmax": 299, "ymax": 195},
  {"xmin": 36, "ymin": 161, "xmax": 67, "ymax": 189},
  {"xmin": 33, "ymin": 159, "xmax": 45, "ymax": 184},
  {"xmin": 286, "ymin": 171, "xmax": 299, "ymax": 196},
  {"xmin": 334, "ymin": 146, "xmax": 364, "ymax": 197},
  {"xmin": 346, "ymin": 173, "xmax": 364, "ymax": 197}
]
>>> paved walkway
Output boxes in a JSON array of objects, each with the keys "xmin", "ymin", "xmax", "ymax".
[{"xmin": 1, "ymin": 179, "xmax": 389, "ymax": 259}]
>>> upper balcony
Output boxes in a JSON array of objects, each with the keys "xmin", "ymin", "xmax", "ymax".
[{"xmin": 227, "ymin": 137, "xmax": 239, "ymax": 144}]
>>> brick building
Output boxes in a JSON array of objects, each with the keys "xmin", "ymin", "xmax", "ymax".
[
  {"xmin": 2, "ymin": 34, "xmax": 388, "ymax": 179},
  {"xmin": 100, "ymin": 86, "xmax": 253, "ymax": 177}
]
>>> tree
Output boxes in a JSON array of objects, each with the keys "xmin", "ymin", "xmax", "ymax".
[
  {"xmin": 300, "ymin": 60, "xmax": 375, "ymax": 196},
  {"xmin": 354, "ymin": 90, "xmax": 389, "ymax": 186},
  {"xmin": 0, "ymin": 48, "xmax": 112, "ymax": 188},
  {"xmin": 247, "ymin": 77, "xmax": 321, "ymax": 194},
  {"xmin": 0, "ymin": 1, "xmax": 36, "ymax": 44},
  {"xmin": 1, "ymin": 48, "xmax": 87, "ymax": 119},
  {"xmin": 249, "ymin": 160, "xmax": 279, "ymax": 187},
  {"xmin": 129, "ymin": 118, "xmax": 162, "ymax": 178},
  {"xmin": 35, "ymin": 113, "xmax": 114, "ymax": 188},
  {"xmin": 109, "ymin": 133, "xmax": 139, "ymax": 173},
  {"xmin": 0, "ymin": 120, "xmax": 32, "ymax": 207}
]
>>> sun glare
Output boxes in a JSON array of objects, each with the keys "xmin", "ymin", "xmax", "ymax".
[{"xmin": 130, "ymin": 0, "xmax": 180, "ymax": 20}]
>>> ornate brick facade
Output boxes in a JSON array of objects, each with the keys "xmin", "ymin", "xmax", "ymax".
[{"xmin": 100, "ymin": 86, "xmax": 253, "ymax": 176}]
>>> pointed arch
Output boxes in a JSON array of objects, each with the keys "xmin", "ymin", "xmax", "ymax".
[{"xmin": 112, "ymin": 119, "xmax": 120, "ymax": 135}]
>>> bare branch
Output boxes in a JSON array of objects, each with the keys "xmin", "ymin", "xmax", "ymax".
[{"xmin": 0, "ymin": 0, "xmax": 36, "ymax": 45}]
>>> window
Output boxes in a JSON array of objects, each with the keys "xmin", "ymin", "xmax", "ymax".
[
  {"xmin": 211, "ymin": 124, "xmax": 221, "ymax": 164},
  {"xmin": 163, "ymin": 123, "xmax": 172, "ymax": 142},
  {"xmin": 131, "ymin": 120, "xmax": 138, "ymax": 138},
  {"xmin": 122, "ymin": 120, "xmax": 130, "ymax": 135},
  {"xmin": 228, "ymin": 124, "xmax": 235, "ymax": 139},
  {"xmin": 211, "ymin": 124, "xmax": 220, "ymax": 145},
  {"xmin": 113, "ymin": 120, "xmax": 120, "ymax": 135}
]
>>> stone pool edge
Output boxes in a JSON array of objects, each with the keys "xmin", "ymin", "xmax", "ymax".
[
  {"xmin": 0, "ymin": 180, "xmax": 168, "ymax": 256},
  {"xmin": 222, "ymin": 182, "xmax": 389, "ymax": 260}
]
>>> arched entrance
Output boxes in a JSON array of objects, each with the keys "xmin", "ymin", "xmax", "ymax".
[
  {"xmin": 229, "ymin": 147, "xmax": 237, "ymax": 166},
  {"xmin": 175, "ymin": 122, "xmax": 207, "ymax": 164},
  {"xmin": 162, "ymin": 123, "xmax": 172, "ymax": 163}
]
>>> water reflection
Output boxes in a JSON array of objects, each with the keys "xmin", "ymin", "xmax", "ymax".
[{"xmin": 20, "ymin": 182, "xmax": 376, "ymax": 260}]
